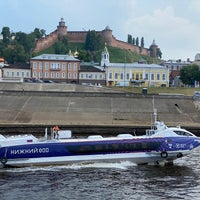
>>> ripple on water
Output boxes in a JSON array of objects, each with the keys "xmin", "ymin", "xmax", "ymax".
[{"xmin": 0, "ymin": 149, "xmax": 200, "ymax": 200}]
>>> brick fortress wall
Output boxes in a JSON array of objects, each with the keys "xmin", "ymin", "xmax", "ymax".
[{"xmin": 34, "ymin": 19, "xmax": 150, "ymax": 57}]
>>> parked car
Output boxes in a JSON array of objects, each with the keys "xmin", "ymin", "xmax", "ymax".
[{"xmin": 43, "ymin": 80, "xmax": 54, "ymax": 83}]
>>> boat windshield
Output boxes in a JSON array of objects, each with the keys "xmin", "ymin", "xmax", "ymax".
[
  {"xmin": 146, "ymin": 129, "xmax": 156, "ymax": 136},
  {"xmin": 173, "ymin": 130, "xmax": 194, "ymax": 137}
]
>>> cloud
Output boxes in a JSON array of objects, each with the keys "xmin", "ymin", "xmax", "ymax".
[
  {"xmin": 123, "ymin": 5, "xmax": 200, "ymax": 60},
  {"xmin": 189, "ymin": 0, "xmax": 200, "ymax": 13}
]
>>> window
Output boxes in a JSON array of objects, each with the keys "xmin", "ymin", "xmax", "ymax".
[
  {"xmin": 51, "ymin": 72, "xmax": 54, "ymax": 78},
  {"xmin": 26, "ymin": 72, "xmax": 29, "ymax": 77},
  {"xmin": 22, "ymin": 72, "xmax": 24, "ymax": 77},
  {"xmin": 109, "ymin": 73, "xmax": 112, "ymax": 79},
  {"xmin": 51, "ymin": 63, "xmax": 60, "ymax": 70},
  {"xmin": 16, "ymin": 72, "xmax": 19, "ymax": 77},
  {"xmin": 162, "ymin": 73, "xmax": 166, "ymax": 80},
  {"xmin": 62, "ymin": 63, "xmax": 66, "ymax": 70},
  {"xmin": 120, "ymin": 73, "xmax": 123, "ymax": 80},
  {"xmin": 132, "ymin": 74, "xmax": 134, "ymax": 80},
  {"xmin": 45, "ymin": 62, "xmax": 49, "ymax": 70},
  {"xmin": 126, "ymin": 73, "xmax": 129, "ymax": 80},
  {"xmin": 99, "ymin": 74, "xmax": 102, "ymax": 79},
  {"xmin": 115, "ymin": 73, "xmax": 118, "ymax": 79},
  {"xmin": 157, "ymin": 73, "xmax": 160, "ymax": 80},
  {"xmin": 6, "ymin": 71, "xmax": 9, "ymax": 77},
  {"xmin": 39, "ymin": 72, "xmax": 43, "ymax": 78},
  {"xmin": 174, "ymin": 130, "xmax": 193, "ymax": 137},
  {"xmin": 33, "ymin": 62, "xmax": 37, "ymax": 69},
  {"xmin": 68, "ymin": 73, "xmax": 71, "ymax": 78},
  {"xmin": 33, "ymin": 71, "xmax": 37, "ymax": 78},
  {"xmin": 39, "ymin": 62, "xmax": 43, "ymax": 69},
  {"xmin": 74, "ymin": 63, "xmax": 77, "ymax": 71},
  {"xmin": 151, "ymin": 74, "xmax": 154, "ymax": 80},
  {"xmin": 12, "ymin": 72, "xmax": 14, "ymax": 77},
  {"xmin": 145, "ymin": 73, "xmax": 148, "ymax": 80},
  {"xmin": 62, "ymin": 72, "xmax": 65, "ymax": 78},
  {"xmin": 136, "ymin": 73, "xmax": 139, "ymax": 80},
  {"xmin": 56, "ymin": 72, "xmax": 60, "ymax": 78},
  {"xmin": 81, "ymin": 74, "xmax": 84, "ymax": 79},
  {"xmin": 74, "ymin": 73, "xmax": 77, "ymax": 79},
  {"xmin": 95, "ymin": 74, "xmax": 98, "ymax": 79},
  {"xmin": 88, "ymin": 74, "xmax": 92, "ymax": 79},
  {"xmin": 45, "ymin": 72, "xmax": 49, "ymax": 78},
  {"xmin": 68, "ymin": 63, "xmax": 72, "ymax": 70}
]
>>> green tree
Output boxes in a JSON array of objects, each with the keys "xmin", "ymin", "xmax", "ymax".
[
  {"xmin": 77, "ymin": 50, "xmax": 93, "ymax": 62},
  {"xmin": 127, "ymin": 34, "xmax": 132, "ymax": 43},
  {"xmin": 96, "ymin": 34, "xmax": 104, "ymax": 50},
  {"xmin": 136, "ymin": 37, "xmax": 139, "ymax": 46},
  {"xmin": 1, "ymin": 27, "xmax": 11, "ymax": 46},
  {"xmin": 180, "ymin": 64, "xmax": 200, "ymax": 86},
  {"xmin": 53, "ymin": 41, "xmax": 67, "ymax": 54},
  {"xmin": 3, "ymin": 45, "xmax": 27, "ymax": 63},
  {"xmin": 132, "ymin": 37, "xmax": 135, "ymax": 45},
  {"xmin": 33, "ymin": 28, "xmax": 46, "ymax": 39},
  {"xmin": 61, "ymin": 36, "xmax": 68, "ymax": 46},
  {"xmin": 156, "ymin": 48, "xmax": 162, "ymax": 59},
  {"xmin": 15, "ymin": 31, "xmax": 36, "ymax": 54},
  {"xmin": 84, "ymin": 30, "xmax": 104, "ymax": 51},
  {"xmin": 140, "ymin": 37, "xmax": 144, "ymax": 48}
]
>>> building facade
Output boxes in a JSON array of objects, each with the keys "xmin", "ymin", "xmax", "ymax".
[
  {"xmin": 163, "ymin": 59, "xmax": 191, "ymax": 71},
  {"xmin": 1, "ymin": 63, "xmax": 31, "ymax": 82},
  {"xmin": 30, "ymin": 54, "xmax": 80, "ymax": 83},
  {"xmin": 101, "ymin": 46, "xmax": 169, "ymax": 87},
  {"xmin": 79, "ymin": 63, "xmax": 106, "ymax": 86}
]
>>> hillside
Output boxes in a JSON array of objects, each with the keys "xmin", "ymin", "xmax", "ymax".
[{"xmin": 37, "ymin": 42, "xmax": 161, "ymax": 64}]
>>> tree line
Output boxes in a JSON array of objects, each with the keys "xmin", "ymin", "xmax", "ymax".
[
  {"xmin": 180, "ymin": 64, "xmax": 200, "ymax": 86},
  {"xmin": 0, "ymin": 27, "xmax": 46, "ymax": 63},
  {"xmin": 127, "ymin": 34, "xmax": 144, "ymax": 47},
  {"xmin": 0, "ymin": 27, "xmax": 105, "ymax": 64}
]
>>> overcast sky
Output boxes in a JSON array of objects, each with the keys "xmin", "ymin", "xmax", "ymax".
[{"xmin": 1, "ymin": 0, "xmax": 200, "ymax": 61}]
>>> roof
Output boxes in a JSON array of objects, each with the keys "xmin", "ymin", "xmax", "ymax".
[
  {"xmin": 80, "ymin": 65, "xmax": 104, "ymax": 72},
  {"xmin": 31, "ymin": 54, "xmax": 80, "ymax": 62},
  {"xmin": 3, "ymin": 63, "xmax": 30, "ymax": 69},
  {"xmin": 106, "ymin": 62, "xmax": 167, "ymax": 69}
]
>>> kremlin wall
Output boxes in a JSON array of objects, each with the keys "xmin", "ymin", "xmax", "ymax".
[{"xmin": 34, "ymin": 18, "xmax": 158, "ymax": 57}]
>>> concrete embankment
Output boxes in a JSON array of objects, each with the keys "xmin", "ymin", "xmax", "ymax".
[{"xmin": 0, "ymin": 82, "xmax": 200, "ymax": 136}]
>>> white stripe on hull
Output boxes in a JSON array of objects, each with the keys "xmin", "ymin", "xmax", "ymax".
[{"xmin": 3, "ymin": 151, "xmax": 190, "ymax": 167}]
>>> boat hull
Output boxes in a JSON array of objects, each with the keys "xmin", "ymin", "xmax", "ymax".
[
  {"xmin": 0, "ymin": 136, "xmax": 199, "ymax": 167},
  {"xmin": 0, "ymin": 151, "xmax": 189, "ymax": 167}
]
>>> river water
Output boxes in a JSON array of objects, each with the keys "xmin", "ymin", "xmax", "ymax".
[{"xmin": 0, "ymin": 148, "xmax": 200, "ymax": 200}]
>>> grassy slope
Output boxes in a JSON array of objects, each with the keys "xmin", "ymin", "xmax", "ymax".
[
  {"xmin": 113, "ymin": 86, "xmax": 197, "ymax": 96},
  {"xmin": 38, "ymin": 42, "xmax": 160, "ymax": 64}
]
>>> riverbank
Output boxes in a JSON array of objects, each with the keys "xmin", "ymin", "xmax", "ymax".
[{"xmin": 0, "ymin": 82, "xmax": 200, "ymax": 136}]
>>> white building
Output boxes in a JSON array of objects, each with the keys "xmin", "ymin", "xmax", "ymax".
[{"xmin": 1, "ymin": 63, "xmax": 31, "ymax": 82}]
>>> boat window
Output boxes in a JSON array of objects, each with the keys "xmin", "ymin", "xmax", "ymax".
[
  {"xmin": 173, "ymin": 130, "xmax": 193, "ymax": 137},
  {"xmin": 146, "ymin": 130, "xmax": 155, "ymax": 136}
]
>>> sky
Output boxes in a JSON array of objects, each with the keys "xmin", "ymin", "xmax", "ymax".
[{"xmin": 1, "ymin": 0, "xmax": 200, "ymax": 61}]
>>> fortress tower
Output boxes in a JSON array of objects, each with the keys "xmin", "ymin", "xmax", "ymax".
[
  {"xmin": 57, "ymin": 18, "xmax": 67, "ymax": 39},
  {"xmin": 149, "ymin": 40, "xmax": 158, "ymax": 58},
  {"xmin": 102, "ymin": 26, "xmax": 113, "ymax": 45}
]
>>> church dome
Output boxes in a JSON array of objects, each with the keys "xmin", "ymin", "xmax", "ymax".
[{"xmin": 195, "ymin": 53, "xmax": 200, "ymax": 61}]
